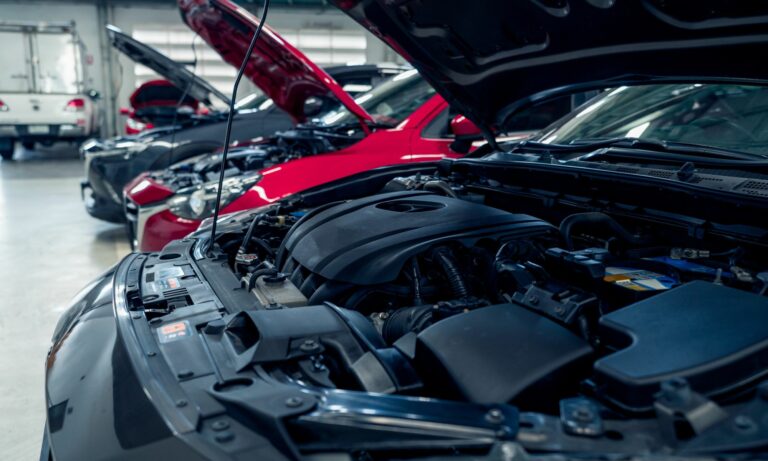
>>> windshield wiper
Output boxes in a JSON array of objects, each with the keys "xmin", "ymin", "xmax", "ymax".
[
  {"xmin": 513, "ymin": 137, "xmax": 768, "ymax": 162},
  {"xmin": 332, "ymin": 120, "xmax": 396, "ymax": 130}
]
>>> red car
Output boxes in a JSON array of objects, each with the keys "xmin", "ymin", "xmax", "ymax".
[
  {"xmin": 120, "ymin": 79, "xmax": 206, "ymax": 134},
  {"xmin": 120, "ymin": 79, "xmax": 208, "ymax": 135}
]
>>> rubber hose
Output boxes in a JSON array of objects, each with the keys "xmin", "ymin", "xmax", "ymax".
[
  {"xmin": 237, "ymin": 212, "xmax": 264, "ymax": 259},
  {"xmin": 382, "ymin": 305, "xmax": 434, "ymax": 344},
  {"xmin": 423, "ymin": 180, "xmax": 458, "ymax": 198},
  {"xmin": 559, "ymin": 212, "xmax": 647, "ymax": 250},
  {"xmin": 432, "ymin": 247, "xmax": 469, "ymax": 299},
  {"xmin": 411, "ymin": 259, "xmax": 424, "ymax": 305},
  {"xmin": 246, "ymin": 267, "xmax": 278, "ymax": 291},
  {"xmin": 307, "ymin": 280, "xmax": 354, "ymax": 305},
  {"xmin": 345, "ymin": 284, "xmax": 413, "ymax": 311}
]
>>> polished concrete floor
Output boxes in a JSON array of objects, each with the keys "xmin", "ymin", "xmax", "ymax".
[{"xmin": 0, "ymin": 144, "xmax": 131, "ymax": 460}]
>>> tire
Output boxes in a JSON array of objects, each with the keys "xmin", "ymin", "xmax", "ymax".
[
  {"xmin": 22, "ymin": 141, "xmax": 35, "ymax": 150},
  {"xmin": 39, "ymin": 424, "xmax": 51, "ymax": 461},
  {"xmin": 125, "ymin": 219, "xmax": 137, "ymax": 252},
  {"xmin": 0, "ymin": 138, "xmax": 13, "ymax": 160}
]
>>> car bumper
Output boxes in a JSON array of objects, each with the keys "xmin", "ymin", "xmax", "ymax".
[
  {"xmin": 0, "ymin": 123, "xmax": 87, "ymax": 139},
  {"xmin": 125, "ymin": 194, "xmax": 200, "ymax": 252},
  {"xmin": 81, "ymin": 153, "xmax": 129, "ymax": 224},
  {"xmin": 81, "ymin": 180, "xmax": 126, "ymax": 223},
  {"xmin": 124, "ymin": 174, "xmax": 187, "ymax": 251}
]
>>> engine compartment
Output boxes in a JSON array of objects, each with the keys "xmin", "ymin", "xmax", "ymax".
[
  {"xmin": 148, "ymin": 125, "xmax": 362, "ymax": 190},
  {"xmin": 135, "ymin": 168, "xmax": 768, "ymax": 455},
  {"xmin": 226, "ymin": 187, "xmax": 766, "ymax": 405}
]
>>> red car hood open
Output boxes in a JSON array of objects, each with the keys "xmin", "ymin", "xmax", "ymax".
[
  {"xmin": 178, "ymin": 0, "xmax": 373, "ymax": 124},
  {"xmin": 128, "ymin": 79, "xmax": 199, "ymax": 111}
]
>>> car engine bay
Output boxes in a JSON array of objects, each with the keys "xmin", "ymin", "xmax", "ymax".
[
  {"xmin": 148, "ymin": 124, "xmax": 364, "ymax": 191},
  {"xmin": 126, "ymin": 163, "xmax": 768, "ymax": 456}
]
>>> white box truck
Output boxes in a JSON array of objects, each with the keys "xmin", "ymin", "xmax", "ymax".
[{"xmin": 0, "ymin": 21, "xmax": 99, "ymax": 160}]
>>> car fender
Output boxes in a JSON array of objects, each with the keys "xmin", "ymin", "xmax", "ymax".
[{"xmin": 44, "ymin": 258, "xmax": 209, "ymax": 460}]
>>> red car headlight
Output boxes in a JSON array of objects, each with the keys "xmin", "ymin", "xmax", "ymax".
[{"xmin": 168, "ymin": 173, "xmax": 262, "ymax": 220}]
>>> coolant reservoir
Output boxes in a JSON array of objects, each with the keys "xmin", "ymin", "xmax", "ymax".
[{"xmin": 251, "ymin": 274, "xmax": 308, "ymax": 308}]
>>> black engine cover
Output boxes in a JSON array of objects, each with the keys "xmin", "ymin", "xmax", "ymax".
[
  {"xmin": 281, "ymin": 191, "xmax": 553, "ymax": 284},
  {"xmin": 595, "ymin": 281, "xmax": 768, "ymax": 412}
]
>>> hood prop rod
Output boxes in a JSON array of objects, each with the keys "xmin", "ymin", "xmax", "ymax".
[{"xmin": 208, "ymin": 0, "xmax": 271, "ymax": 255}]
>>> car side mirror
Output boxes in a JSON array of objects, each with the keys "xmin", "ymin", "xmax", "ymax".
[
  {"xmin": 449, "ymin": 114, "xmax": 483, "ymax": 154},
  {"xmin": 449, "ymin": 115, "xmax": 482, "ymax": 137},
  {"xmin": 119, "ymin": 107, "xmax": 133, "ymax": 116}
]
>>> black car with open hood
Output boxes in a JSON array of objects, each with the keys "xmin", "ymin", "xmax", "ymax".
[
  {"xmin": 47, "ymin": 2, "xmax": 768, "ymax": 460},
  {"xmin": 107, "ymin": 24, "xmax": 231, "ymax": 109}
]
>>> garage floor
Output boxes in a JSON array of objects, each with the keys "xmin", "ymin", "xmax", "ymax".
[{"xmin": 0, "ymin": 145, "xmax": 131, "ymax": 460}]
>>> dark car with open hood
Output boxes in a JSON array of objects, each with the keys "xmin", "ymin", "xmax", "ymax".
[{"xmin": 45, "ymin": 2, "xmax": 768, "ymax": 460}]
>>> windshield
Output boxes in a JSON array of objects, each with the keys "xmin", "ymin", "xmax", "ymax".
[
  {"xmin": 318, "ymin": 70, "xmax": 435, "ymax": 127},
  {"xmin": 234, "ymin": 92, "xmax": 273, "ymax": 112},
  {"xmin": 535, "ymin": 84, "xmax": 768, "ymax": 155}
]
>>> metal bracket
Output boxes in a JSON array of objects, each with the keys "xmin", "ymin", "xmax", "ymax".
[{"xmin": 654, "ymin": 378, "xmax": 727, "ymax": 445}]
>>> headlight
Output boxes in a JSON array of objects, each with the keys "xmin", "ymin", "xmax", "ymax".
[
  {"xmin": 168, "ymin": 173, "xmax": 262, "ymax": 220},
  {"xmin": 125, "ymin": 116, "xmax": 148, "ymax": 132}
]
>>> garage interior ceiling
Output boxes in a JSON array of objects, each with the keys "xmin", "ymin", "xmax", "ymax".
[{"xmin": 132, "ymin": 26, "xmax": 368, "ymax": 101}]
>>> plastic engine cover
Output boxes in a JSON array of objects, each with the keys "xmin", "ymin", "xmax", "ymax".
[
  {"xmin": 281, "ymin": 191, "xmax": 553, "ymax": 285},
  {"xmin": 595, "ymin": 281, "xmax": 768, "ymax": 411}
]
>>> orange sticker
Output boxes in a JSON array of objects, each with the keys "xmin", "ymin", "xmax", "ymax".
[{"xmin": 157, "ymin": 321, "xmax": 190, "ymax": 343}]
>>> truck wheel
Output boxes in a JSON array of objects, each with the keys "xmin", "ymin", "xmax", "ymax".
[
  {"xmin": 0, "ymin": 139, "xmax": 13, "ymax": 160},
  {"xmin": 22, "ymin": 141, "xmax": 35, "ymax": 150}
]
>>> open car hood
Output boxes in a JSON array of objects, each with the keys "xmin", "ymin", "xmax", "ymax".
[
  {"xmin": 178, "ymin": 0, "xmax": 373, "ymax": 124},
  {"xmin": 106, "ymin": 25, "xmax": 231, "ymax": 107},
  {"xmin": 331, "ymin": 1, "xmax": 768, "ymax": 134}
]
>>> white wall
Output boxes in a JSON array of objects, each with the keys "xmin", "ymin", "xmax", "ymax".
[{"xmin": 0, "ymin": 0, "xmax": 402, "ymax": 136}]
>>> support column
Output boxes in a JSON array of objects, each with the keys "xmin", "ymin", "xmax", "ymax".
[{"xmin": 96, "ymin": 0, "xmax": 117, "ymax": 137}]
